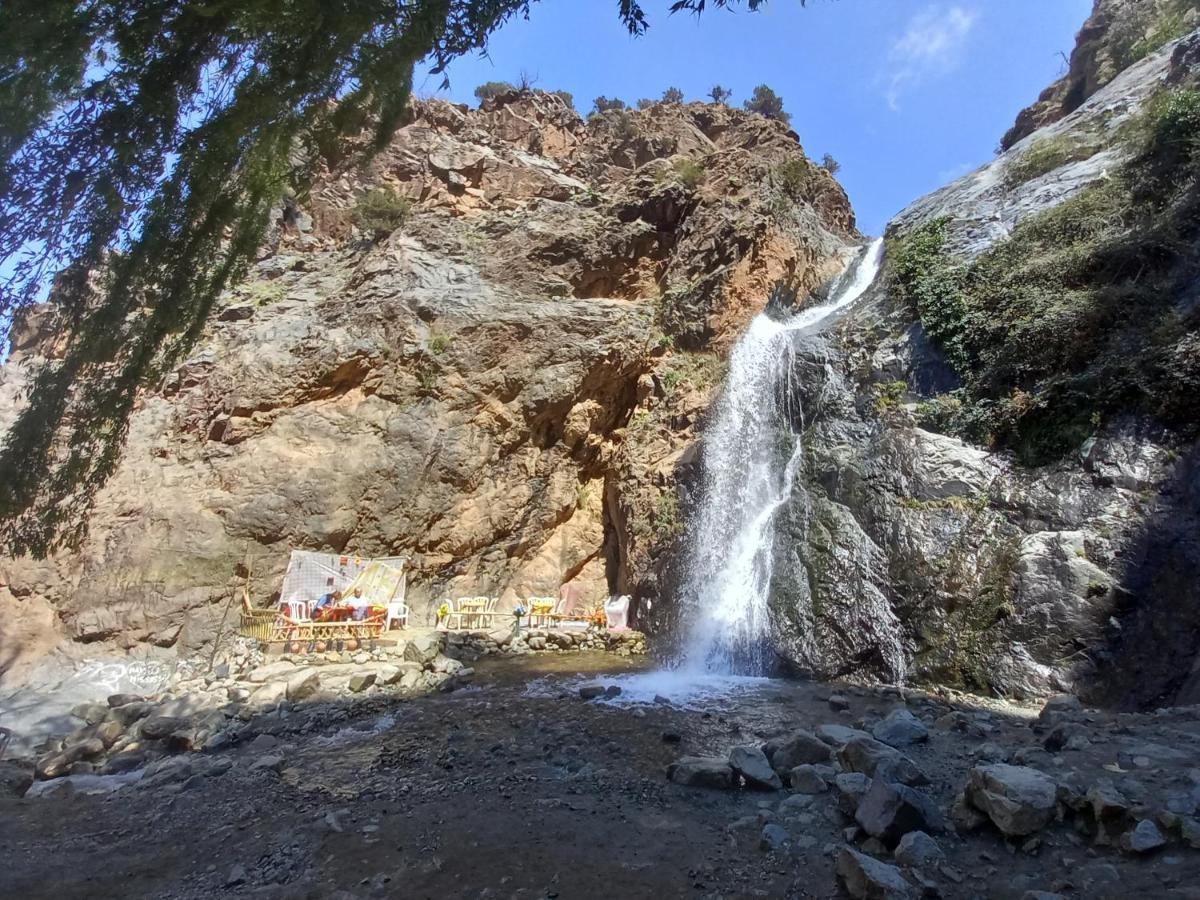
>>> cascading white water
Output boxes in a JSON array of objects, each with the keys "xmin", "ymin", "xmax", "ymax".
[{"xmin": 680, "ymin": 238, "xmax": 885, "ymax": 675}]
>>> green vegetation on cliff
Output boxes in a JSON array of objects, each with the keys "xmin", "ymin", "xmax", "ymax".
[{"xmin": 891, "ymin": 88, "xmax": 1200, "ymax": 464}]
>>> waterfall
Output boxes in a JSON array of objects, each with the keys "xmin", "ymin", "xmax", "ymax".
[{"xmin": 679, "ymin": 238, "xmax": 885, "ymax": 675}]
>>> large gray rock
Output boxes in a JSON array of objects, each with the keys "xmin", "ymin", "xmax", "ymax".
[
  {"xmin": 870, "ymin": 710, "xmax": 928, "ymax": 748},
  {"xmin": 0, "ymin": 761, "xmax": 34, "ymax": 797},
  {"xmin": 729, "ymin": 745, "xmax": 783, "ymax": 790},
  {"xmin": 965, "ymin": 764, "xmax": 1057, "ymax": 837},
  {"xmin": 667, "ymin": 756, "xmax": 736, "ymax": 790},
  {"xmin": 285, "ymin": 671, "xmax": 320, "ymax": 701},
  {"xmin": 1120, "ymin": 819, "xmax": 1166, "ymax": 854},
  {"xmin": 837, "ymin": 847, "xmax": 913, "ymax": 899},
  {"xmin": 765, "ymin": 729, "xmax": 833, "ymax": 772},
  {"xmin": 855, "ymin": 777, "xmax": 943, "ymax": 846},
  {"xmin": 405, "ymin": 633, "xmax": 442, "ymax": 666},
  {"xmin": 139, "ymin": 716, "xmax": 190, "ymax": 740},
  {"xmin": 893, "ymin": 831, "xmax": 944, "ymax": 868},
  {"xmin": 838, "ymin": 737, "xmax": 928, "ymax": 787},
  {"xmin": 834, "ymin": 772, "xmax": 873, "ymax": 817}
]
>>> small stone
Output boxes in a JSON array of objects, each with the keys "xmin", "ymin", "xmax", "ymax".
[
  {"xmin": 1020, "ymin": 893, "xmax": 1066, "ymax": 900},
  {"xmin": 604, "ymin": 685, "xmax": 622, "ymax": 698},
  {"xmin": 730, "ymin": 745, "xmax": 783, "ymax": 790},
  {"xmin": 1120, "ymin": 819, "xmax": 1166, "ymax": 854},
  {"xmin": 226, "ymin": 864, "xmax": 247, "ymax": 886},
  {"xmin": 661, "ymin": 730, "xmax": 682, "ymax": 744},
  {"xmin": 894, "ymin": 831, "xmax": 944, "ymax": 868},
  {"xmin": 760, "ymin": 823, "xmax": 791, "ymax": 852},
  {"xmin": 837, "ymin": 847, "xmax": 913, "ymax": 899},
  {"xmin": 829, "ymin": 694, "xmax": 851, "ymax": 711},
  {"xmin": 727, "ymin": 815, "xmax": 759, "ymax": 835},
  {"xmin": 579, "ymin": 685, "xmax": 605, "ymax": 701},
  {"xmin": 107, "ymin": 693, "xmax": 143, "ymax": 708}
]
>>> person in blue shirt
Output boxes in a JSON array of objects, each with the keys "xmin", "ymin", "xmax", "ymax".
[{"xmin": 312, "ymin": 589, "xmax": 342, "ymax": 619}]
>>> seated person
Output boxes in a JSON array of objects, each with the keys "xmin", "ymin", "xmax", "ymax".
[
  {"xmin": 312, "ymin": 589, "xmax": 342, "ymax": 620},
  {"xmin": 347, "ymin": 586, "xmax": 372, "ymax": 621}
]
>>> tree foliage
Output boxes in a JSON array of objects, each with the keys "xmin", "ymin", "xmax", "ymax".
[
  {"xmin": 821, "ymin": 152, "xmax": 841, "ymax": 174},
  {"xmin": 743, "ymin": 84, "xmax": 790, "ymax": 125},
  {"xmin": 592, "ymin": 95, "xmax": 628, "ymax": 114},
  {"xmin": 661, "ymin": 86, "xmax": 684, "ymax": 104},
  {"xmin": 0, "ymin": 0, "xmax": 793, "ymax": 556},
  {"xmin": 474, "ymin": 80, "xmax": 516, "ymax": 103},
  {"xmin": 708, "ymin": 85, "xmax": 732, "ymax": 104}
]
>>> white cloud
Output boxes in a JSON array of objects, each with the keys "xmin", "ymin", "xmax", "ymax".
[{"xmin": 885, "ymin": 5, "xmax": 978, "ymax": 111}]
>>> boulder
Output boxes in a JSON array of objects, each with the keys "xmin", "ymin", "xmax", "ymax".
[
  {"xmin": 376, "ymin": 664, "xmax": 401, "ymax": 685},
  {"xmin": 250, "ymin": 682, "xmax": 288, "ymax": 705},
  {"xmin": 348, "ymin": 673, "xmax": 377, "ymax": 693},
  {"xmin": 837, "ymin": 847, "xmax": 913, "ymax": 899},
  {"xmin": 871, "ymin": 710, "xmax": 929, "ymax": 748},
  {"xmin": 140, "ymin": 716, "xmax": 190, "ymax": 741},
  {"xmin": 0, "ymin": 761, "xmax": 34, "ymax": 797},
  {"xmin": 404, "ymin": 633, "xmax": 441, "ymax": 665},
  {"xmin": 111, "ymin": 701, "xmax": 153, "ymax": 727},
  {"xmin": 667, "ymin": 756, "xmax": 736, "ymax": 789},
  {"xmin": 101, "ymin": 750, "xmax": 150, "ymax": 775},
  {"xmin": 893, "ymin": 831, "xmax": 944, "ymax": 868},
  {"xmin": 789, "ymin": 764, "xmax": 830, "ymax": 794},
  {"xmin": 70, "ymin": 702, "xmax": 111, "ymax": 726},
  {"xmin": 107, "ymin": 693, "xmax": 143, "ymax": 708},
  {"xmin": 855, "ymin": 777, "xmax": 943, "ymax": 847},
  {"xmin": 1120, "ymin": 819, "xmax": 1166, "ymax": 854},
  {"xmin": 834, "ymin": 772, "xmax": 873, "ymax": 817},
  {"xmin": 730, "ymin": 745, "xmax": 783, "ymax": 790},
  {"xmin": 818, "ymin": 723, "xmax": 872, "ymax": 746},
  {"xmin": 246, "ymin": 661, "xmax": 297, "ymax": 684},
  {"xmin": 838, "ymin": 737, "xmax": 928, "ymax": 786},
  {"xmin": 965, "ymin": 764, "xmax": 1057, "ymax": 837},
  {"xmin": 759, "ymin": 823, "xmax": 791, "ymax": 852},
  {"xmin": 432, "ymin": 655, "xmax": 464, "ymax": 675},
  {"xmin": 285, "ymin": 671, "xmax": 321, "ymax": 702},
  {"xmin": 766, "ymin": 729, "xmax": 833, "ymax": 772}
]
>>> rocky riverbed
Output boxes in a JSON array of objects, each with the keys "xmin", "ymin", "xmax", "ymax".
[{"xmin": 3, "ymin": 654, "xmax": 1199, "ymax": 899}]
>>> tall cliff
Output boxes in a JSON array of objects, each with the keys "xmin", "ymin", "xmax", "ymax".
[
  {"xmin": 756, "ymin": 13, "xmax": 1200, "ymax": 709},
  {"xmin": 0, "ymin": 93, "xmax": 856, "ymax": 680}
]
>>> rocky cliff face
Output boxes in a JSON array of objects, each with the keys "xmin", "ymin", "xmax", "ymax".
[
  {"xmin": 1002, "ymin": 0, "xmax": 1199, "ymax": 149},
  {"xmin": 0, "ymin": 93, "xmax": 855, "ymax": 681},
  {"xmin": 766, "ymin": 23, "xmax": 1200, "ymax": 709}
]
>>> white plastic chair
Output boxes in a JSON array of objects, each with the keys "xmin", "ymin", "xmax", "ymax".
[
  {"xmin": 605, "ymin": 594, "xmax": 631, "ymax": 631},
  {"xmin": 385, "ymin": 601, "xmax": 408, "ymax": 631},
  {"xmin": 283, "ymin": 599, "xmax": 310, "ymax": 622}
]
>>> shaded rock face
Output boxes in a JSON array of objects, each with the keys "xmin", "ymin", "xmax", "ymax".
[
  {"xmin": 755, "ymin": 21, "xmax": 1200, "ymax": 706},
  {"xmin": 1001, "ymin": 0, "xmax": 1200, "ymax": 150},
  {"xmin": 0, "ymin": 93, "xmax": 855, "ymax": 677}
]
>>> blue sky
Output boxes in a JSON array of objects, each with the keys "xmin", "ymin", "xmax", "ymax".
[{"xmin": 425, "ymin": 0, "xmax": 1093, "ymax": 236}]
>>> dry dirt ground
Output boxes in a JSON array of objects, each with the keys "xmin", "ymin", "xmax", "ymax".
[{"xmin": 3, "ymin": 653, "xmax": 1200, "ymax": 899}]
